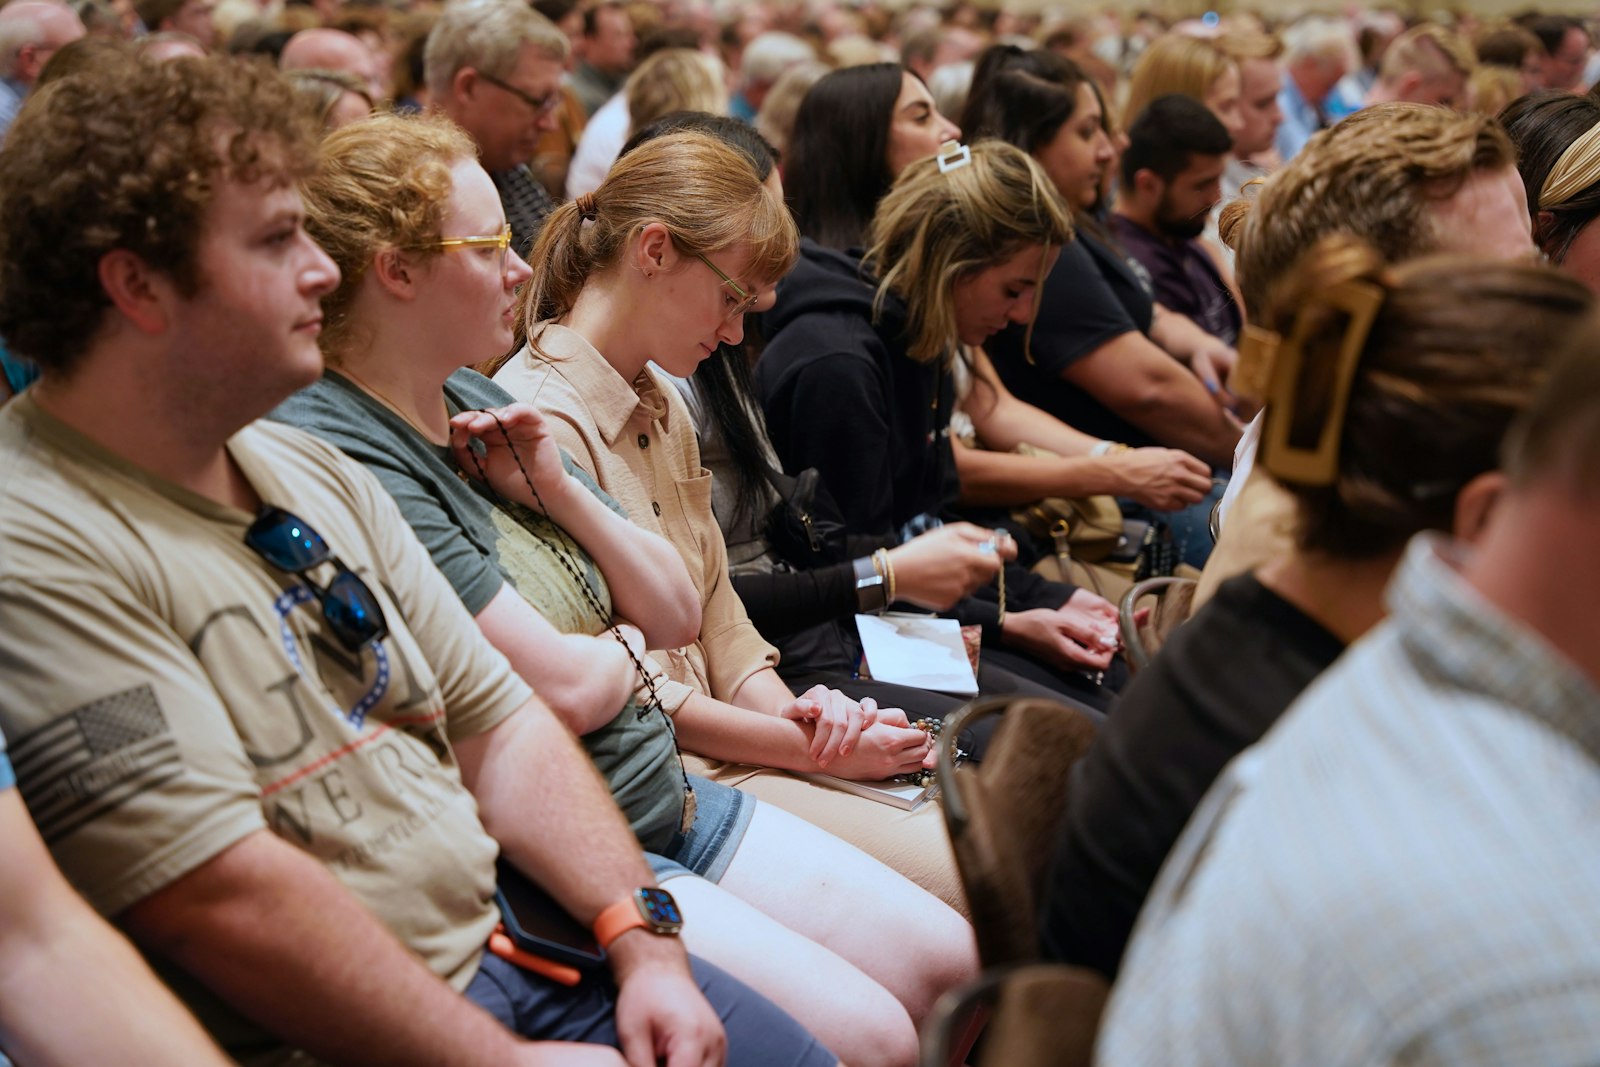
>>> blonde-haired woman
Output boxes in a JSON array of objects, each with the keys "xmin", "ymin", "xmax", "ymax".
[
  {"xmin": 490, "ymin": 128, "xmax": 976, "ymax": 1067},
  {"xmin": 568, "ymin": 47, "xmax": 728, "ymax": 197},
  {"xmin": 759, "ymin": 139, "xmax": 1129, "ymax": 703},
  {"xmin": 1123, "ymin": 32, "xmax": 1244, "ymax": 142},
  {"xmin": 276, "ymin": 113, "xmax": 966, "ymax": 1067}
]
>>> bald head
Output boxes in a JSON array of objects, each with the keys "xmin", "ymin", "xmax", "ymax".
[
  {"xmin": 138, "ymin": 31, "xmax": 206, "ymax": 62},
  {"xmin": 280, "ymin": 28, "xmax": 383, "ymax": 98},
  {"xmin": 0, "ymin": 1, "xmax": 85, "ymax": 85}
]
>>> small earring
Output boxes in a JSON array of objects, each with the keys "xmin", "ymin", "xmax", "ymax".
[{"xmin": 645, "ymin": 270, "xmax": 654, "ymax": 279}]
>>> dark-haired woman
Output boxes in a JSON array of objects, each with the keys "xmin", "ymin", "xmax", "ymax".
[
  {"xmin": 1502, "ymin": 89, "xmax": 1600, "ymax": 292},
  {"xmin": 962, "ymin": 45, "xmax": 1242, "ymax": 565},
  {"xmin": 785, "ymin": 63, "xmax": 960, "ymax": 251}
]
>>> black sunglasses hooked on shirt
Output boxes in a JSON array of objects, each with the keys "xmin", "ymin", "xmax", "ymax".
[{"xmin": 245, "ymin": 506, "xmax": 389, "ymax": 652}]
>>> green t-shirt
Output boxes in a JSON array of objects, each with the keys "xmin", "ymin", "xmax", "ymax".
[{"xmin": 273, "ymin": 369, "xmax": 684, "ymax": 852}]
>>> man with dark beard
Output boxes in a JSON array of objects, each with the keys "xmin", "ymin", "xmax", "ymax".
[{"xmin": 1111, "ymin": 95, "xmax": 1239, "ymax": 346}]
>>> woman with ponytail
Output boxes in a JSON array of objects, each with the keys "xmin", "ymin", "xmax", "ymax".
[{"xmin": 1039, "ymin": 235, "xmax": 1593, "ymax": 979}]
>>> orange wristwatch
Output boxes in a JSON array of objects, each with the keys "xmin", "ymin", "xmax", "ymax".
[{"xmin": 593, "ymin": 887, "xmax": 684, "ymax": 948}]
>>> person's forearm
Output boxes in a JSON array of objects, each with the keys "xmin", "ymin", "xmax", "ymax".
[
  {"xmin": 1148, "ymin": 303, "xmax": 1210, "ymax": 359},
  {"xmin": 456, "ymin": 702, "xmax": 698, "ymax": 1009},
  {"xmin": 1066, "ymin": 334, "xmax": 1239, "ymax": 467},
  {"xmin": 952, "ymin": 440, "xmax": 1128, "ymax": 507},
  {"xmin": 731, "ymin": 561, "xmax": 857, "ymax": 639},
  {"xmin": 965, "ymin": 394, "xmax": 1099, "ymax": 458},
  {"xmin": 120, "ymin": 831, "xmax": 526, "ymax": 1067},
  {"xmin": 532, "ymin": 633, "xmax": 636, "ymax": 735},
  {"xmin": 964, "ymin": 345, "xmax": 1100, "ymax": 458},
  {"xmin": 671, "ymin": 691, "xmax": 818, "ymax": 772},
  {"xmin": 727, "ymin": 665, "xmax": 798, "ymax": 717},
  {"xmin": 457, "ymin": 701, "xmax": 661, "ymax": 925},
  {"xmin": 1121, "ymin": 391, "xmax": 1237, "ymax": 470},
  {"xmin": 0, "ymin": 796, "xmax": 232, "ymax": 1067},
  {"xmin": 0, "ymin": 902, "xmax": 232, "ymax": 1067},
  {"xmin": 534, "ymin": 476, "xmax": 701, "ymax": 650},
  {"xmin": 475, "ymin": 588, "xmax": 635, "ymax": 735}
]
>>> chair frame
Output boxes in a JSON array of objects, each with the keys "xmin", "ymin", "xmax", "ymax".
[
  {"xmin": 938, "ymin": 696, "xmax": 1099, "ymax": 968},
  {"xmin": 1118, "ymin": 575, "xmax": 1197, "ymax": 671}
]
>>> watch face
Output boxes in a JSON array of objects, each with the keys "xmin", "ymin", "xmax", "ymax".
[{"xmin": 637, "ymin": 887, "xmax": 683, "ymax": 931}]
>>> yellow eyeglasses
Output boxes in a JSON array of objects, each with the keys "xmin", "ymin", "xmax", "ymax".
[{"xmin": 421, "ymin": 223, "xmax": 514, "ymax": 272}]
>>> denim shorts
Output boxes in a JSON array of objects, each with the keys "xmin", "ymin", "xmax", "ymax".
[{"xmin": 646, "ymin": 774, "xmax": 753, "ymax": 884}]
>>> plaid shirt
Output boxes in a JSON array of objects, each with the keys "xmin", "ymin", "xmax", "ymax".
[
  {"xmin": 492, "ymin": 164, "xmax": 556, "ymax": 260},
  {"xmin": 1099, "ymin": 534, "xmax": 1600, "ymax": 1067}
]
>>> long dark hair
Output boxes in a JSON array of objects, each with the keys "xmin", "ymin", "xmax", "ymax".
[
  {"xmin": 620, "ymin": 110, "xmax": 782, "ymax": 529},
  {"xmin": 785, "ymin": 62, "xmax": 907, "ymax": 250},
  {"xmin": 1501, "ymin": 90, "xmax": 1600, "ymax": 266},
  {"xmin": 961, "ymin": 44, "xmax": 1117, "ymax": 242},
  {"xmin": 960, "ymin": 45, "xmax": 1091, "ymax": 157}
]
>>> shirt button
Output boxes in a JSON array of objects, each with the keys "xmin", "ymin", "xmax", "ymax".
[
  {"xmin": 637, "ymin": 434, "xmax": 649, "ymax": 449},
  {"xmin": 652, "ymin": 501, "xmax": 662, "ymax": 516}
]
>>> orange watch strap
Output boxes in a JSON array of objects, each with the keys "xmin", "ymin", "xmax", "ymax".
[{"xmin": 593, "ymin": 894, "xmax": 645, "ymax": 949}]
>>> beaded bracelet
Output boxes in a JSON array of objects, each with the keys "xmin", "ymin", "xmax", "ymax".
[{"xmin": 896, "ymin": 717, "xmax": 969, "ymax": 788}]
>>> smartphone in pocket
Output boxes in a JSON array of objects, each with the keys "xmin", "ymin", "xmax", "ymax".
[{"xmin": 491, "ymin": 858, "xmax": 607, "ymax": 982}]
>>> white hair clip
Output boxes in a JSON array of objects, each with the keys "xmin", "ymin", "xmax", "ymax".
[{"xmin": 936, "ymin": 140, "xmax": 971, "ymax": 174}]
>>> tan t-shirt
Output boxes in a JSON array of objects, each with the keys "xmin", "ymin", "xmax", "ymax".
[
  {"xmin": 494, "ymin": 325, "xmax": 779, "ymax": 709},
  {"xmin": 0, "ymin": 396, "xmax": 532, "ymax": 1060}
]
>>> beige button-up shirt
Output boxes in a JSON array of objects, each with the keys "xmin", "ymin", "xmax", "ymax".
[{"xmin": 494, "ymin": 324, "xmax": 779, "ymax": 711}]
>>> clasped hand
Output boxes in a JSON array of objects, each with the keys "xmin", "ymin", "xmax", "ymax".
[{"xmin": 780, "ymin": 687, "xmax": 932, "ymax": 776}]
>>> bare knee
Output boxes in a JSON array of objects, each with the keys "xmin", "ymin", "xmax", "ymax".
[
  {"xmin": 832, "ymin": 999, "xmax": 918, "ymax": 1067},
  {"xmin": 900, "ymin": 900, "xmax": 978, "ymax": 1026}
]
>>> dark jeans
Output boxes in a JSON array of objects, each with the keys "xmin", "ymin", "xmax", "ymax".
[
  {"xmin": 466, "ymin": 951, "xmax": 836, "ymax": 1066},
  {"xmin": 1119, "ymin": 477, "xmax": 1227, "ymax": 570}
]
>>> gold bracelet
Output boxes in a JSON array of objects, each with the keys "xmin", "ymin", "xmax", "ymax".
[{"xmin": 875, "ymin": 548, "xmax": 896, "ymax": 605}]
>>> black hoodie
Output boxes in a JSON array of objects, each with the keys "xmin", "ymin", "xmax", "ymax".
[
  {"xmin": 756, "ymin": 240, "xmax": 1079, "ymax": 638},
  {"xmin": 756, "ymin": 239, "xmax": 960, "ymax": 538}
]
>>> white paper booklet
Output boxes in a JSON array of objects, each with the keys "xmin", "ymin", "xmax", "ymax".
[{"xmin": 854, "ymin": 612, "xmax": 979, "ymax": 696}]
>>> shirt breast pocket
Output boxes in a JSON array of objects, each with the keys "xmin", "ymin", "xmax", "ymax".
[{"xmin": 671, "ymin": 468, "xmax": 717, "ymax": 569}]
